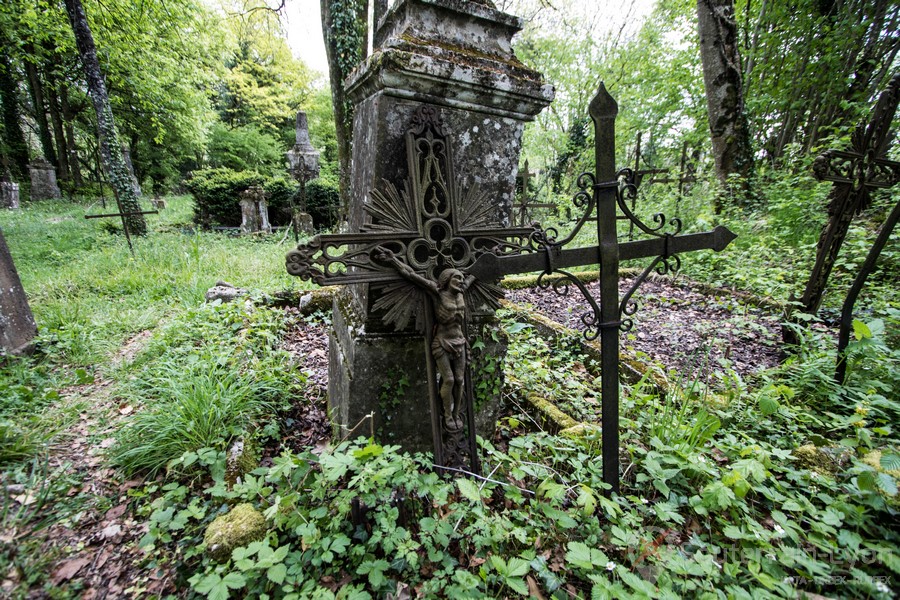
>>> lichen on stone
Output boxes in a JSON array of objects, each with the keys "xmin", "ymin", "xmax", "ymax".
[{"xmin": 203, "ymin": 503, "xmax": 267, "ymax": 562}]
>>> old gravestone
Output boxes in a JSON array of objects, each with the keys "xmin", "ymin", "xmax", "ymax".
[
  {"xmin": 0, "ymin": 172, "xmax": 19, "ymax": 209},
  {"xmin": 28, "ymin": 158, "xmax": 61, "ymax": 201},
  {"xmin": 322, "ymin": 0, "xmax": 553, "ymax": 452},
  {"xmin": 239, "ymin": 186, "xmax": 272, "ymax": 234},
  {"xmin": 0, "ymin": 228, "xmax": 37, "ymax": 355},
  {"xmin": 286, "ymin": 111, "xmax": 319, "ymax": 236}
]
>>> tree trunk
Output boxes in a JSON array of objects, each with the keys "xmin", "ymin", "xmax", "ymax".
[
  {"xmin": 696, "ymin": 0, "xmax": 754, "ymax": 208},
  {"xmin": 22, "ymin": 46, "xmax": 57, "ymax": 167},
  {"xmin": 59, "ymin": 84, "xmax": 84, "ymax": 186},
  {"xmin": 321, "ymin": 0, "xmax": 369, "ymax": 222},
  {"xmin": 0, "ymin": 45, "xmax": 29, "ymax": 179},
  {"xmin": 46, "ymin": 74, "xmax": 71, "ymax": 183},
  {"xmin": 64, "ymin": 0, "xmax": 146, "ymax": 235}
]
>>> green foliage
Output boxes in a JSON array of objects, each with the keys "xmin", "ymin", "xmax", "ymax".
[
  {"xmin": 186, "ymin": 168, "xmax": 266, "ymax": 227},
  {"xmin": 111, "ymin": 299, "xmax": 302, "ymax": 476},
  {"xmin": 305, "ymin": 179, "xmax": 340, "ymax": 230},
  {"xmin": 207, "ymin": 123, "xmax": 284, "ymax": 177}
]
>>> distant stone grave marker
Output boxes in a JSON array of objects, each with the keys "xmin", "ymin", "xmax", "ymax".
[{"xmin": 28, "ymin": 158, "xmax": 61, "ymax": 201}]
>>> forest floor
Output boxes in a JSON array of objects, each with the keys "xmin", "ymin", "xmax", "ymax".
[{"xmin": 3, "ymin": 274, "xmax": 781, "ymax": 597}]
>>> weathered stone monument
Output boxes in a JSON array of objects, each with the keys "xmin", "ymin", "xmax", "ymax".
[
  {"xmin": 286, "ymin": 111, "xmax": 319, "ymax": 237},
  {"xmin": 0, "ymin": 228, "xmax": 37, "ymax": 355},
  {"xmin": 239, "ymin": 186, "xmax": 272, "ymax": 234},
  {"xmin": 288, "ymin": 0, "xmax": 553, "ymax": 466},
  {"xmin": 0, "ymin": 172, "xmax": 20, "ymax": 209},
  {"xmin": 28, "ymin": 158, "xmax": 61, "ymax": 201}
]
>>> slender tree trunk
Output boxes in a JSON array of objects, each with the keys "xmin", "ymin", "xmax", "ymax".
[
  {"xmin": 59, "ymin": 84, "xmax": 83, "ymax": 186},
  {"xmin": 22, "ymin": 46, "xmax": 57, "ymax": 167},
  {"xmin": 0, "ymin": 46, "xmax": 29, "ymax": 179},
  {"xmin": 321, "ymin": 0, "xmax": 369, "ymax": 222},
  {"xmin": 696, "ymin": 0, "xmax": 754, "ymax": 208},
  {"xmin": 46, "ymin": 75, "xmax": 71, "ymax": 183},
  {"xmin": 64, "ymin": 0, "xmax": 145, "ymax": 235}
]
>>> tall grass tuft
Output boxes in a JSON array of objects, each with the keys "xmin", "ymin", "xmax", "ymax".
[{"xmin": 110, "ymin": 358, "xmax": 279, "ymax": 476}]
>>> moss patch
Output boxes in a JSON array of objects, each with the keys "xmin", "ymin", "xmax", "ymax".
[{"xmin": 203, "ymin": 503, "xmax": 267, "ymax": 561}]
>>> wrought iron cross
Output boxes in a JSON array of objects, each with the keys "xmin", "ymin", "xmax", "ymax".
[
  {"xmin": 797, "ymin": 74, "xmax": 900, "ymax": 317},
  {"xmin": 286, "ymin": 106, "xmax": 537, "ymax": 471},
  {"xmin": 467, "ymin": 84, "xmax": 736, "ymax": 494}
]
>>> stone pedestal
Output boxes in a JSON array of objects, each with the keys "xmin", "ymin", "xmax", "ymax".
[
  {"xmin": 28, "ymin": 158, "xmax": 61, "ymax": 200},
  {"xmin": 0, "ymin": 228, "xmax": 37, "ymax": 355},
  {"xmin": 328, "ymin": 0, "xmax": 553, "ymax": 451},
  {"xmin": 0, "ymin": 182, "xmax": 20, "ymax": 209},
  {"xmin": 239, "ymin": 187, "xmax": 272, "ymax": 234}
]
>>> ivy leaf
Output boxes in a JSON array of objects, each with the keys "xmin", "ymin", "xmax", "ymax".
[{"xmin": 852, "ymin": 319, "xmax": 871, "ymax": 341}]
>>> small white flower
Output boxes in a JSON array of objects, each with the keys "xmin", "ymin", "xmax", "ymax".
[
  {"xmin": 641, "ymin": 497, "xmax": 649, "ymax": 505},
  {"xmin": 773, "ymin": 524, "xmax": 785, "ymax": 536},
  {"xmin": 766, "ymin": 553, "xmax": 776, "ymax": 561},
  {"xmin": 606, "ymin": 561, "xmax": 616, "ymax": 571},
  {"xmin": 783, "ymin": 576, "xmax": 795, "ymax": 585},
  {"xmin": 876, "ymin": 581, "xmax": 891, "ymax": 594},
  {"xmin": 810, "ymin": 471, "xmax": 819, "ymax": 479},
  {"xmin": 698, "ymin": 455, "xmax": 707, "ymax": 463}
]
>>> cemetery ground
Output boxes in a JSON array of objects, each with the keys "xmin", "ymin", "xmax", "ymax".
[{"xmin": 0, "ymin": 193, "xmax": 898, "ymax": 599}]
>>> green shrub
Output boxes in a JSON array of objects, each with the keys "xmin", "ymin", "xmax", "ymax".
[
  {"xmin": 186, "ymin": 168, "xmax": 265, "ymax": 228},
  {"xmin": 305, "ymin": 178, "xmax": 340, "ymax": 230},
  {"xmin": 263, "ymin": 177, "xmax": 299, "ymax": 227}
]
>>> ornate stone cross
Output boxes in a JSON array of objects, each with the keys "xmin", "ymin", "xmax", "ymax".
[
  {"xmin": 288, "ymin": 87, "xmax": 737, "ymax": 493},
  {"xmin": 287, "ymin": 106, "xmax": 537, "ymax": 471}
]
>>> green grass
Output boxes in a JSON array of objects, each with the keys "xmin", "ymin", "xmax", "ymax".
[{"xmin": 0, "ymin": 195, "xmax": 313, "ymax": 367}]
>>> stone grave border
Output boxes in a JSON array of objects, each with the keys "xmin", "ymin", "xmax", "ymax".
[{"xmin": 276, "ymin": 271, "xmax": 781, "ymax": 441}]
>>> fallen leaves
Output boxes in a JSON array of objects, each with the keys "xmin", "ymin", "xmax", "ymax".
[{"xmin": 52, "ymin": 557, "xmax": 91, "ymax": 585}]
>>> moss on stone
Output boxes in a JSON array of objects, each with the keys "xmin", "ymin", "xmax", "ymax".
[
  {"xmin": 524, "ymin": 392, "xmax": 578, "ymax": 432},
  {"xmin": 203, "ymin": 503, "xmax": 267, "ymax": 562},
  {"xmin": 560, "ymin": 423, "xmax": 602, "ymax": 439},
  {"xmin": 793, "ymin": 444, "xmax": 852, "ymax": 475}
]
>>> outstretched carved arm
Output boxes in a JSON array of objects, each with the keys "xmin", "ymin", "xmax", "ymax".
[{"xmin": 375, "ymin": 247, "xmax": 439, "ymax": 296}]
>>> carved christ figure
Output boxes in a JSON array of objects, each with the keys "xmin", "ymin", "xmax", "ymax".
[{"xmin": 376, "ymin": 247, "xmax": 476, "ymax": 431}]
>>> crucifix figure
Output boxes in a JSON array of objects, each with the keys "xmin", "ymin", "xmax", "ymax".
[{"xmin": 376, "ymin": 247, "xmax": 475, "ymax": 431}]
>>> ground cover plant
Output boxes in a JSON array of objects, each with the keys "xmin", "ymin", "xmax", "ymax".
[{"xmin": 1, "ymin": 188, "xmax": 897, "ymax": 598}]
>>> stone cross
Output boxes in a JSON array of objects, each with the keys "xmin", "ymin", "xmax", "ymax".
[
  {"xmin": 796, "ymin": 74, "xmax": 900, "ymax": 319},
  {"xmin": 288, "ymin": 107, "xmax": 538, "ymax": 470},
  {"xmin": 286, "ymin": 0, "xmax": 553, "ymax": 470},
  {"xmin": 286, "ymin": 111, "xmax": 320, "ymax": 239}
]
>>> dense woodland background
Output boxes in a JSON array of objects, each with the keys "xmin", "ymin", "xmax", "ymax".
[{"xmin": 1, "ymin": 0, "xmax": 899, "ymax": 598}]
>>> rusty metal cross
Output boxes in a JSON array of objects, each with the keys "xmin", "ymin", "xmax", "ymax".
[
  {"xmin": 797, "ymin": 74, "xmax": 900, "ymax": 318},
  {"xmin": 466, "ymin": 84, "xmax": 736, "ymax": 493}
]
